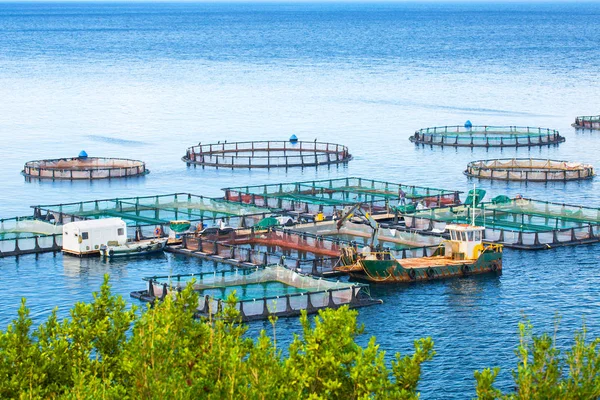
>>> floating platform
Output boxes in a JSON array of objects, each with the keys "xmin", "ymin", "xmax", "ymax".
[
  {"xmin": 182, "ymin": 141, "xmax": 352, "ymax": 169},
  {"xmin": 180, "ymin": 227, "xmax": 350, "ymax": 276},
  {"xmin": 403, "ymin": 198, "xmax": 600, "ymax": 250},
  {"xmin": 573, "ymin": 115, "xmax": 600, "ymax": 130},
  {"xmin": 465, "ymin": 159, "xmax": 595, "ymax": 182},
  {"xmin": 410, "ymin": 126, "xmax": 565, "ymax": 147},
  {"xmin": 0, "ymin": 217, "xmax": 62, "ymax": 257},
  {"xmin": 22, "ymin": 157, "xmax": 148, "ymax": 180},
  {"xmin": 130, "ymin": 265, "xmax": 381, "ymax": 321},
  {"xmin": 32, "ymin": 193, "xmax": 275, "ymax": 238},
  {"xmin": 223, "ymin": 177, "xmax": 462, "ymax": 217}
]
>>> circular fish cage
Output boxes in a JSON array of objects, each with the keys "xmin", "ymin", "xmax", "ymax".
[
  {"xmin": 22, "ymin": 157, "xmax": 149, "ymax": 180},
  {"xmin": 182, "ymin": 140, "xmax": 352, "ymax": 168},
  {"xmin": 410, "ymin": 126, "xmax": 565, "ymax": 147},
  {"xmin": 572, "ymin": 115, "xmax": 600, "ymax": 130},
  {"xmin": 465, "ymin": 159, "xmax": 595, "ymax": 182}
]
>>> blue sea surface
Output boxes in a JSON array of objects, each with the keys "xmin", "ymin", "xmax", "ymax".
[{"xmin": 1, "ymin": 2, "xmax": 600, "ymax": 397}]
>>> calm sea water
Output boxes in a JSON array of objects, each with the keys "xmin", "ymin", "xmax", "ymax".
[{"xmin": 1, "ymin": 2, "xmax": 600, "ymax": 397}]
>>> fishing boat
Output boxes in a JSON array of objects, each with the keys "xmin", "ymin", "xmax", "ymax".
[
  {"xmin": 337, "ymin": 224, "xmax": 502, "ymax": 282},
  {"xmin": 100, "ymin": 238, "xmax": 167, "ymax": 258}
]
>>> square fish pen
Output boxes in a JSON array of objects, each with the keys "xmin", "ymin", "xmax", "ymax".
[
  {"xmin": 288, "ymin": 220, "xmax": 443, "ymax": 251},
  {"xmin": 403, "ymin": 198, "xmax": 600, "ymax": 249},
  {"xmin": 0, "ymin": 217, "xmax": 62, "ymax": 257},
  {"xmin": 133, "ymin": 265, "xmax": 381, "ymax": 321},
  {"xmin": 223, "ymin": 177, "xmax": 462, "ymax": 216},
  {"xmin": 32, "ymin": 193, "xmax": 276, "ymax": 239},
  {"xmin": 181, "ymin": 227, "xmax": 351, "ymax": 276}
]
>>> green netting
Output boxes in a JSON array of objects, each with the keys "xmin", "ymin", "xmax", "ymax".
[
  {"xmin": 492, "ymin": 195, "xmax": 512, "ymax": 204},
  {"xmin": 256, "ymin": 217, "xmax": 280, "ymax": 228},
  {"xmin": 33, "ymin": 193, "xmax": 275, "ymax": 226},
  {"xmin": 406, "ymin": 198, "xmax": 600, "ymax": 233}
]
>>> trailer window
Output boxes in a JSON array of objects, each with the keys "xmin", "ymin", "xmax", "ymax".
[
  {"xmin": 118, "ymin": 228, "xmax": 125, "ymax": 236},
  {"xmin": 81, "ymin": 232, "xmax": 89, "ymax": 240}
]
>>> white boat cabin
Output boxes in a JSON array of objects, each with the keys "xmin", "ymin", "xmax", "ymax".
[
  {"xmin": 62, "ymin": 218, "xmax": 127, "ymax": 256},
  {"xmin": 443, "ymin": 224, "xmax": 485, "ymax": 260}
]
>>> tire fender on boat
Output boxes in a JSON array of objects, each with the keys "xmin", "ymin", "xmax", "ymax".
[
  {"xmin": 108, "ymin": 249, "xmax": 114, "ymax": 257},
  {"xmin": 491, "ymin": 261, "xmax": 500, "ymax": 272},
  {"xmin": 426, "ymin": 268, "xmax": 434, "ymax": 279},
  {"xmin": 461, "ymin": 264, "xmax": 469, "ymax": 275},
  {"xmin": 408, "ymin": 268, "xmax": 416, "ymax": 280}
]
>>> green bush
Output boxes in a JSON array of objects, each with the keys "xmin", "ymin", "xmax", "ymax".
[{"xmin": 0, "ymin": 276, "xmax": 435, "ymax": 399}]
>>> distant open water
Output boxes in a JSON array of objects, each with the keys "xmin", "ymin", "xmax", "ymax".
[{"xmin": 1, "ymin": 2, "xmax": 600, "ymax": 398}]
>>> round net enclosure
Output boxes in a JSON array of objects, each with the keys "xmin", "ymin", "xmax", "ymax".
[
  {"xmin": 182, "ymin": 140, "xmax": 352, "ymax": 168},
  {"xmin": 22, "ymin": 157, "xmax": 148, "ymax": 180},
  {"xmin": 465, "ymin": 159, "xmax": 595, "ymax": 182},
  {"xmin": 410, "ymin": 125, "xmax": 565, "ymax": 147},
  {"xmin": 572, "ymin": 115, "xmax": 600, "ymax": 130}
]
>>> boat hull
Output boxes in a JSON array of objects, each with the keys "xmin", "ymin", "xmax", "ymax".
[
  {"xmin": 100, "ymin": 239, "xmax": 167, "ymax": 258},
  {"xmin": 349, "ymin": 251, "xmax": 502, "ymax": 283}
]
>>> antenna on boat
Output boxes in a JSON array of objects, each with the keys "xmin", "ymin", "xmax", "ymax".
[{"xmin": 472, "ymin": 183, "xmax": 476, "ymax": 227}]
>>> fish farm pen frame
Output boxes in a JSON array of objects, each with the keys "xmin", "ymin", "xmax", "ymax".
[
  {"xmin": 403, "ymin": 198, "xmax": 600, "ymax": 250},
  {"xmin": 177, "ymin": 227, "xmax": 349, "ymax": 276},
  {"xmin": 131, "ymin": 266, "xmax": 382, "ymax": 322},
  {"xmin": 175, "ymin": 226, "xmax": 441, "ymax": 276},
  {"xmin": 573, "ymin": 115, "xmax": 600, "ymax": 130},
  {"xmin": 0, "ymin": 216, "xmax": 62, "ymax": 257},
  {"xmin": 22, "ymin": 157, "xmax": 149, "ymax": 180},
  {"xmin": 31, "ymin": 193, "xmax": 276, "ymax": 239},
  {"xmin": 465, "ymin": 159, "xmax": 595, "ymax": 182},
  {"xmin": 182, "ymin": 140, "xmax": 352, "ymax": 168},
  {"xmin": 223, "ymin": 177, "xmax": 462, "ymax": 216},
  {"xmin": 410, "ymin": 126, "xmax": 565, "ymax": 147}
]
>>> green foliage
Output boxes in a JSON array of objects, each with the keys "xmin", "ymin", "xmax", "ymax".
[
  {"xmin": 475, "ymin": 320, "xmax": 600, "ymax": 399},
  {"xmin": 0, "ymin": 275, "xmax": 434, "ymax": 399}
]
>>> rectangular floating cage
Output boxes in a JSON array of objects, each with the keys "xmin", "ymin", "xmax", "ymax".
[
  {"xmin": 411, "ymin": 126, "xmax": 564, "ymax": 147},
  {"xmin": 180, "ymin": 227, "xmax": 351, "ymax": 276},
  {"xmin": 223, "ymin": 177, "xmax": 462, "ymax": 216},
  {"xmin": 403, "ymin": 198, "xmax": 600, "ymax": 249},
  {"xmin": 133, "ymin": 265, "xmax": 381, "ymax": 321},
  {"xmin": 0, "ymin": 217, "xmax": 62, "ymax": 257},
  {"xmin": 289, "ymin": 220, "xmax": 443, "ymax": 251},
  {"xmin": 32, "ymin": 193, "xmax": 277, "ymax": 239},
  {"xmin": 573, "ymin": 115, "xmax": 600, "ymax": 130}
]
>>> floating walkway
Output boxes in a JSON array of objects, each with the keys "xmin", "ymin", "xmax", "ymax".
[
  {"xmin": 403, "ymin": 198, "xmax": 600, "ymax": 250},
  {"xmin": 223, "ymin": 177, "xmax": 462, "ymax": 217},
  {"xmin": 23, "ymin": 156, "xmax": 148, "ymax": 180},
  {"xmin": 32, "ymin": 193, "xmax": 275, "ymax": 238},
  {"xmin": 131, "ymin": 265, "xmax": 381, "ymax": 321},
  {"xmin": 182, "ymin": 141, "xmax": 352, "ymax": 169},
  {"xmin": 0, "ymin": 217, "xmax": 62, "ymax": 257},
  {"xmin": 573, "ymin": 115, "xmax": 600, "ymax": 130},
  {"xmin": 410, "ymin": 126, "xmax": 565, "ymax": 147},
  {"xmin": 465, "ymin": 159, "xmax": 595, "ymax": 182}
]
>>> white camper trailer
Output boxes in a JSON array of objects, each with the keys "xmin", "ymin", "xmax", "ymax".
[{"xmin": 62, "ymin": 218, "xmax": 127, "ymax": 256}]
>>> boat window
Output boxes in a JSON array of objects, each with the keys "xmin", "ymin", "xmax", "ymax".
[
  {"xmin": 450, "ymin": 231, "xmax": 456, "ymax": 240},
  {"xmin": 81, "ymin": 232, "xmax": 89, "ymax": 240},
  {"xmin": 118, "ymin": 228, "xmax": 125, "ymax": 236},
  {"xmin": 460, "ymin": 232, "xmax": 467, "ymax": 241},
  {"xmin": 467, "ymin": 231, "xmax": 474, "ymax": 241},
  {"xmin": 474, "ymin": 231, "xmax": 481, "ymax": 241}
]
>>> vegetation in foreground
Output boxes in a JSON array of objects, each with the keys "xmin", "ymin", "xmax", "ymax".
[{"xmin": 0, "ymin": 276, "xmax": 598, "ymax": 399}]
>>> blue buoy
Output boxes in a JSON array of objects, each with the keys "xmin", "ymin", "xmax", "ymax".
[
  {"xmin": 464, "ymin": 120, "xmax": 473, "ymax": 129},
  {"xmin": 78, "ymin": 150, "xmax": 88, "ymax": 159},
  {"xmin": 289, "ymin": 134, "xmax": 298, "ymax": 143}
]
